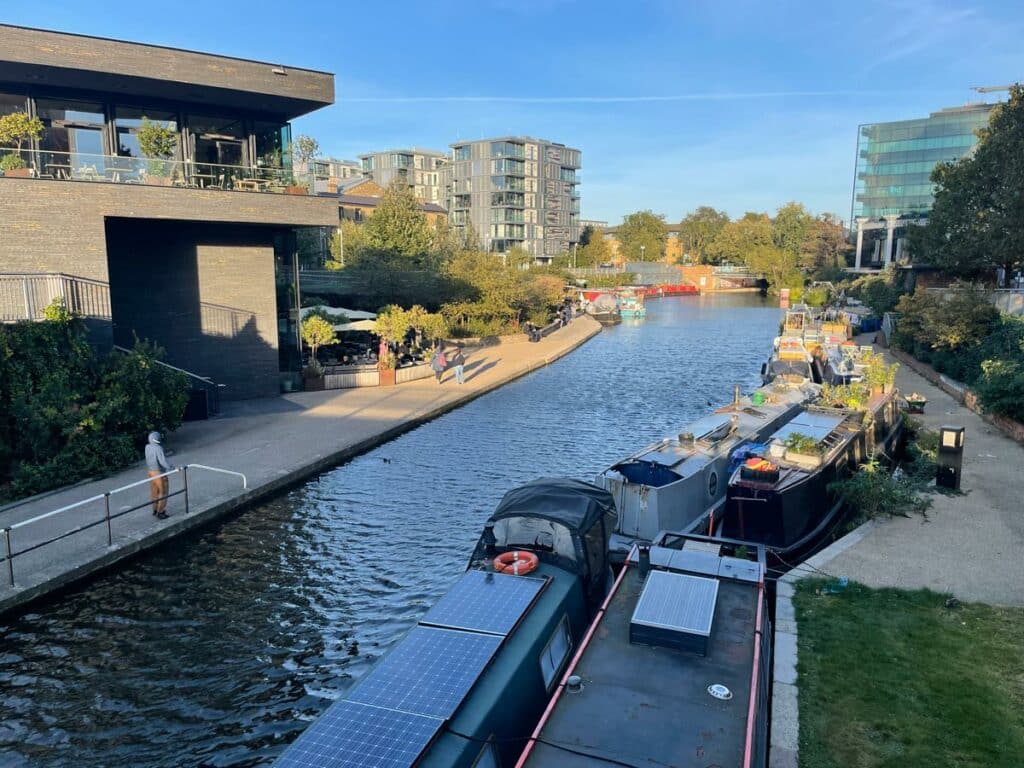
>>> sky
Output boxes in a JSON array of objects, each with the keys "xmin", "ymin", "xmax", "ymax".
[{"xmin": 6, "ymin": 0, "xmax": 1023, "ymax": 225}]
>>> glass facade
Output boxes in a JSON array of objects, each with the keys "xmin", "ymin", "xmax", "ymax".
[{"xmin": 852, "ymin": 104, "xmax": 993, "ymax": 221}]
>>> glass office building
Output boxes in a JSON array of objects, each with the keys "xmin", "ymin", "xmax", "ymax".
[{"xmin": 852, "ymin": 103, "xmax": 994, "ymax": 222}]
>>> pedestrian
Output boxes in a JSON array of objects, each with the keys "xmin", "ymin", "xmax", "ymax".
[
  {"xmin": 431, "ymin": 346, "xmax": 447, "ymax": 383},
  {"xmin": 145, "ymin": 431, "xmax": 174, "ymax": 519},
  {"xmin": 452, "ymin": 346, "xmax": 466, "ymax": 385}
]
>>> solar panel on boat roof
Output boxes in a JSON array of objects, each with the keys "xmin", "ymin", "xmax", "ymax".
[
  {"xmin": 420, "ymin": 569, "xmax": 545, "ymax": 636},
  {"xmin": 275, "ymin": 699, "xmax": 442, "ymax": 768},
  {"xmin": 772, "ymin": 411, "xmax": 845, "ymax": 443},
  {"xmin": 347, "ymin": 626, "xmax": 502, "ymax": 718},
  {"xmin": 633, "ymin": 570, "xmax": 719, "ymax": 635}
]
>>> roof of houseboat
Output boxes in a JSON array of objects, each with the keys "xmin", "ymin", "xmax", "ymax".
[
  {"xmin": 491, "ymin": 478, "xmax": 616, "ymax": 530},
  {"xmin": 518, "ymin": 539, "xmax": 766, "ymax": 768}
]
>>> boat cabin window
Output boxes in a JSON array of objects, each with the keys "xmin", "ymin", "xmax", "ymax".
[
  {"xmin": 471, "ymin": 741, "xmax": 499, "ymax": 768},
  {"xmin": 539, "ymin": 615, "xmax": 573, "ymax": 690},
  {"xmin": 492, "ymin": 517, "xmax": 577, "ymax": 564}
]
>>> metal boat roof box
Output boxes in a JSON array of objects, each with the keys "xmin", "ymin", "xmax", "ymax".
[{"xmin": 629, "ymin": 570, "xmax": 719, "ymax": 656}]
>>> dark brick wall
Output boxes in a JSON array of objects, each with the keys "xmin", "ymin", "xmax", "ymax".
[{"xmin": 106, "ymin": 220, "xmax": 281, "ymax": 400}]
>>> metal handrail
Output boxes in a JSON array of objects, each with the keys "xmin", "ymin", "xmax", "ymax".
[
  {"xmin": 1, "ymin": 463, "xmax": 246, "ymax": 587},
  {"xmin": 112, "ymin": 345, "xmax": 219, "ymax": 386}
]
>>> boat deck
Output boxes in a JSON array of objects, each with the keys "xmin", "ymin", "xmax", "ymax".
[{"xmin": 521, "ymin": 563, "xmax": 761, "ymax": 767}]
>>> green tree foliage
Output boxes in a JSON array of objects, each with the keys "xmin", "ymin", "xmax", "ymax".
[
  {"xmin": 848, "ymin": 273, "xmax": 905, "ymax": 316},
  {"xmin": 772, "ymin": 202, "xmax": 815, "ymax": 266},
  {"xmin": 0, "ymin": 307, "xmax": 188, "ymax": 502},
  {"xmin": 616, "ymin": 210, "xmax": 667, "ymax": 262},
  {"xmin": 579, "ymin": 225, "xmax": 596, "ymax": 247},
  {"xmin": 576, "ymin": 233, "xmax": 613, "ymax": 267},
  {"xmin": 362, "ymin": 180, "xmax": 435, "ymax": 261},
  {"xmin": 293, "ymin": 135, "xmax": 320, "ymax": 165},
  {"xmin": 915, "ymin": 85, "xmax": 1024, "ymax": 278},
  {"xmin": 326, "ymin": 220, "xmax": 366, "ymax": 270},
  {"xmin": 300, "ymin": 315, "xmax": 336, "ymax": 368},
  {"xmin": 0, "ymin": 110, "xmax": 43, "ymax": 170},
  {"xmin": 806, "ymin": 213, "xmax": 851, "ymax": 272},
  {"xmin": 678, "ymin": 206, "xmax": 730, "ymax": 263},
  {"xmin": 136, "ymin": 117, "xmax": 178, "ymax": 159},
  {"xmin": 706, "ymin": 212, "xmax": 774, "ymax": 264}
]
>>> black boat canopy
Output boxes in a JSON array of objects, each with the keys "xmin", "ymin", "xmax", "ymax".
[{"xmin": 489, "ymin": 478, "xmax": 616, "ymax": 533}]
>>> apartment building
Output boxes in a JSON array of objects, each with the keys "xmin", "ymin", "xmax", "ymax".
[
  {"xmin": 358, "ymin": 148, "xmax": 447, "ymax": 204},
  {"xmin": 294, "ymin": 156, "xmax": 361, "ymax": 194},
  {"xmin": 0, "ymin": 24, "xmax": 337, "ymax": 398},
  {"xmin": 446, "ymin": 136, "xmax": 581, "ymax": 261}
]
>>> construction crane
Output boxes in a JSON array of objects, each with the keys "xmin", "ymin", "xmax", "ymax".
[{"xmin": 972, "ymin": 84, "xmax": 1016, "ymax": 93}]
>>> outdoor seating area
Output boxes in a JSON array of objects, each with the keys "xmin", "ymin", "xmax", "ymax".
[{"xmin": 1, "ymin": 148, "xmax": 302, "ymax": 195}]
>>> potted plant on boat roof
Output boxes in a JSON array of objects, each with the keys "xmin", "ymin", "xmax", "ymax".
[
  {"xmin": 301, "ymin": 314, "xmax": 336, "ymax": 391},
  {"xmin": 137, "ymin": 117, "xmax": 178, "ymax": 184},
  {"xmin": 0, "ymin": 111, "xmax": 43, "ymax": 178},
  {"xmin": 373, "ymin": 306, "xmax": 412, "ymax": 387},
  {"xmin": 783, "ymin": 432, "xmax": 824, "ymax": 468}
]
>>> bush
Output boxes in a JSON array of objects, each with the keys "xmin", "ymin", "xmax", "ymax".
[
  {"xmin": 0, "ymin": 307, "xmax": 188, "ymax": 503},
  {"xmin": 848, "ymin": 273, "xmax": 904, "ymax": 317},
  {"xmin": 829, "ymin": 459, "xmax": 932, "ymax": 521},
  {"xmin": 975, "ymin": 358, "xmax": 1024, "ymax": 422}
]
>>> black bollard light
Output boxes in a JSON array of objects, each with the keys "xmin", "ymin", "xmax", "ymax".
[
  {"xmin": 936, "ymin": 425, "xmax": 965, "ymax": 491},
  {"xmin": 637, "ymin": 543, "xmax": 651, "ymax": 581}
]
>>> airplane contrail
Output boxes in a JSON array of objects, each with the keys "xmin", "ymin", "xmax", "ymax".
[{"xmin": 339, "ymin": 90, "xmax": 907, "ymax": 104}]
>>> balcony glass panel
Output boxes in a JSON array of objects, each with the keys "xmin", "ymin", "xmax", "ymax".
[
  {"xmin": 113, "ymin": 107, "xmax": 178, "ymax": 161},
  {"xmin": 492, "ymin": 158, "xmax": 525, "ymax": 175},
  {"xmin": 490, "ymin": 141, "xmax": 525, "ymax": 159},
  {"xmin": 491, "ymin": 192, "xmax": 524, "ymax": 207},
  {"xmin": 254, "ymin": 120, "xmax": 291, "ymax": 170},
  {"xmin": 455, "ymin": 146, "xmax": 471, "ymax": 161}
]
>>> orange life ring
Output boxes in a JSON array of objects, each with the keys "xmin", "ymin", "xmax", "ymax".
[{"xmin": 493, "ymin": 550, "xmax": 539, "ymax": 576}]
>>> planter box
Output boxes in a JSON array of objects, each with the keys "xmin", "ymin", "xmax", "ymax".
[
  {"xmin": 785, "ymin": 450, "xmax": 823, "ymax": 469},
  {"xmin": 2, "ymin": 167, "xmax": 32, "ymax": 178},
  {"xmin": 285, "ymin": 186, "xmax": 307, "ymax": 195},
  {"xmin": 304, "ymin": 375, "xmax": 325, "ymax": 392},
  {"xmin": 379, "ymin": 368, "xmax": 396, "ymax": 387}
]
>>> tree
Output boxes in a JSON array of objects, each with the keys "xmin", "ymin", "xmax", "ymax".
[
  {"xmin": 0, "ymin": 111, "xmax": 43, "ymax": 171},
  {"xmin": 577, "ymin": 234, "xmax": 613, "ymax": 267},
  {"xmin": 579, "ymin": 225, "xmax": 596, "ymax": 247},
  {"xmin": 706, "ymin": 212, "xmax": 773, "ymax": 264},
  {"xmin": 326, "ymin": 220, "xmax": 366, "ymax": 270},
  {"xmin": 301, "ymin": 315, "xmax": 335, "ymax": 368},
  {"xmin": 915, "ymin": 85, "xmax": 1024, "ymax": 278},
  {"xmin": 616, "ymin": 210, "xmax": 666, "ymax": 262},
  {"xmin": 678, "ymin": 206, "xmax": 729, "ymax": 263},
  {"xmin": 293, "ymin": 135, "xmax": 320, "ymax": 165},
  {"xmin": 362, "ymin": 179, "xmax": 434, "ymax": 260},
  {"xmin": 805, "ymin": 213, "xmax": 851, "ymax": 272},
  {"xmin": 772, "ymin": 202, "xmax": 814, "ymax": 267},
  {"xmin": 742, "ymin": 243, "xmax": 800, "ymax": 293}
]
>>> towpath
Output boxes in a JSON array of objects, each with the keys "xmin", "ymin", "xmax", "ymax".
[
  {"xmin": 818, "ymin": 338, "xmax": 1024, "ymax": 607},
  {"xmin": 0, "ymin": 317, "xmax": 601, "ymax": 616}
]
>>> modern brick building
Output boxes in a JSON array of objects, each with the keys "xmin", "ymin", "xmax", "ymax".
[
  {"xmin": 0, "ymin": 24, "xmax": 338, "ymax": 399},
  {"xmin": 445, "ymin": 136, "xmax": 581, "ymax": 261},
  {"xmin": 295, "ymin": 156, "xmax": 362, "ymax": 195},
  {"xmin": 358, "ymin": 148, "xmax": 447, "ymax": 205}
]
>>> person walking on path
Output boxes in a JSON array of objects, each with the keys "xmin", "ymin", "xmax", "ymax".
[
  {"xmin": 145, "ymin": 431, "xmax": 174, "ymax": 519},
  {"xmin": 451, "ymin": 346, "xmax": 467, "ymax": 385},
  {"xmin": 430, "ymin": 346, "xmax": 447, "ymax": 384}
]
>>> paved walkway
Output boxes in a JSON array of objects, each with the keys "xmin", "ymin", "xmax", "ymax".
[
  {"xmin": 770, "ymin": 337, "xmax": 1024, "ymax": 768},
  {"xmin": 821, "ymin": 338, "xmax": 1024, "ymax": 607},
  {"xmin": 0, "ymin": 318, "xmax": 602, "ymax": 615}
]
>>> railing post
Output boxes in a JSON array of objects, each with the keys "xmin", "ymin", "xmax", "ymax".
[
  {"xmin": 182, "ymin": 466, "xmax": 190, "ymax": 515},
  {"xmin": 4, "ymin": 528, "xmax": 13, "ymax": 587},
  {"xmin": 104, "ymin": 492, "xmax": 112, "ymax": 546}
]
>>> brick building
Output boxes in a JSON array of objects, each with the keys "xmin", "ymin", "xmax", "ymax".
[{"xmin": 0, "ymin": 24, "xmax": 337, "ymax": 398}]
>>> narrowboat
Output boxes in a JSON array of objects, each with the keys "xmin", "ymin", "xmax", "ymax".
[
  {"xmin": 762, "ymin": 335, "xmax": 817, "ymax": 385},
  {"xmin": 711, "ymin": 390, "xmax": 903, "ymax": 564},
  {"xmin": 618, "ymin": 291, "xmax": 646, "ymax": 319},
  {"xmin": 274, "ymin": 478, "xmax": 617, "ymax": 768},
  {"xmin": 596, "ymin": 382, "xmax": 818, "ymax": 564},
  {"xmin": 582, "ymin": 292, "xmax": 621, "ymax": 326},
  {"xmin": 516, "ymin": 532, "xmax": 771, "ymax": 768}
]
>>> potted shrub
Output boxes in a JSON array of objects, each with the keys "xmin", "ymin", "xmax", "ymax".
[
  {"xmin": 284, "ymin": 176, "xmax": 309, "ymax": 195},
  {"xmin": 137, "ymin": 117, "xmax": 178, "ymax": 185},
  {"xmin": 373, "ymin": 306, "xmax": 412, "ymax": 387},
  {"xmin": 783, "ymin": 432, "xmax": 824, "ymax": 468},
  {"xmin": 0, "ymin": 111, "xmax": 43, "ymax": 178},
  {"xmin": 301, "ymin": 315, "xmax": 335, "ymax": 391}
]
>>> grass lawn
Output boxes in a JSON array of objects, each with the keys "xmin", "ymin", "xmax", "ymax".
[{"xmin": 793, "ymin": 580, "xmax": 1024, "ymax": 768}]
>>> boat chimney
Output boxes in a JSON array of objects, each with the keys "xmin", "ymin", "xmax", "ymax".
[
  {"xmin": 482, "ymin": 523, "xmax": 497, "ymax": 559},
  {"xmin": 678, "ymin": 431, "xmax": 695, "ymax": 446},
  {"xmin": 637, "ymin": 543, "xmax": 651, "ymax": 580}
]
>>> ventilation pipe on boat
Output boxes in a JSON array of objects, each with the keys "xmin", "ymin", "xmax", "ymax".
[
  {"xmin": 483, "ymin": 523, "xmax": 497, "ymax": 560},
  {"xmin": 679, "ymin": 431, "xmax": 695, "ymax": 446},
  {"xmin": 637, "ymin": 543, "xmax": 651, "ymax": 581},
  {"xmin": 734, "ymin": 384, "xmax": 741, "ymax": 406}
]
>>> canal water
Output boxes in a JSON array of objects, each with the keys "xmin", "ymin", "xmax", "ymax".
[{"xmin": 0, "ymin": 294, "xmax": 780, "ymax": 767}]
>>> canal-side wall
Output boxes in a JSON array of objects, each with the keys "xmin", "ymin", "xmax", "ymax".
[{"xmin": 0, "ymin": 318, "xmax": 602, "ymax": 617}]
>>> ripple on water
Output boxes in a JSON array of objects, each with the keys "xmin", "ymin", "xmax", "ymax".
[{"xmin": 0, "ymin": 295, "xmax": 780, "ymax": 767}]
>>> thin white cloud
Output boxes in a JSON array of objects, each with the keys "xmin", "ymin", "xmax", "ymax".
[{"xmin": 339, "ymin": 90, "xmax": 929, "ymax": 104}]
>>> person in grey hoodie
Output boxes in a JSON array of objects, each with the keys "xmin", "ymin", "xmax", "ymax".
[{"xmin": 145, "ymin": 431, "xmax": 174, "ymax": 519}]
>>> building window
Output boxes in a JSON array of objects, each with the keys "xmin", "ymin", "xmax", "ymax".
[
  {"xmin": 490, "ymin": 141, "xmax": 525, "ymax": 159},
  {"xmin": 361, "ymin": 157, "xmax": 373, "ymax": 172},
  {"xmin": 188, "ymin": 115, "xmax": 247, "ymax": 169},
  {"xmin": 540, "ymin": 615, "xmax": 572, "ymax": 690},
  {"xmin": 455, "ymin": 145, "xmax": 471, "ymax": 161},
  {"xmin": 113, "ymin": 107, "xmax": 178, "ymax": 160},
  {"xmin": 36, "ymin": 98, "xmax": 106, "ymax": 158}
]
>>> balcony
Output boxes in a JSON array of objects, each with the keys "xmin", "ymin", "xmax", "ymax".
[
  {"xmin": 0, "ymin": 148, "xmax": 311, "ymax": 195},
  {"xmin": 491, "ymin": 208, "xmax": 525, "ymax": 223},
  {"xmin": 490, "ymin": 141, "xmax": 526, "ymax": 160}
]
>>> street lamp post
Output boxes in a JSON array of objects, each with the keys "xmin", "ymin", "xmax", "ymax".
[{"xmin": 640, "ymin": 244, "xmax": 646, "ymax": 261}]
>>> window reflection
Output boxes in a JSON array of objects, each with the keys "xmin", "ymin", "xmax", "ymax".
[{"xmin": 115, "ymin": 107, "xmax": 178, "ymax": 159}]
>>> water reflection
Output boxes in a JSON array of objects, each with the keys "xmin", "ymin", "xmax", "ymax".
[{"xmin": 0, "ymin": 294, "xmax": 780, "ymax": 767}]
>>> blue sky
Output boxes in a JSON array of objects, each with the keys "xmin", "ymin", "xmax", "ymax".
[{"xmin": 6, "ymin": 0, "xmax": 1023, "ymax": 224}]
